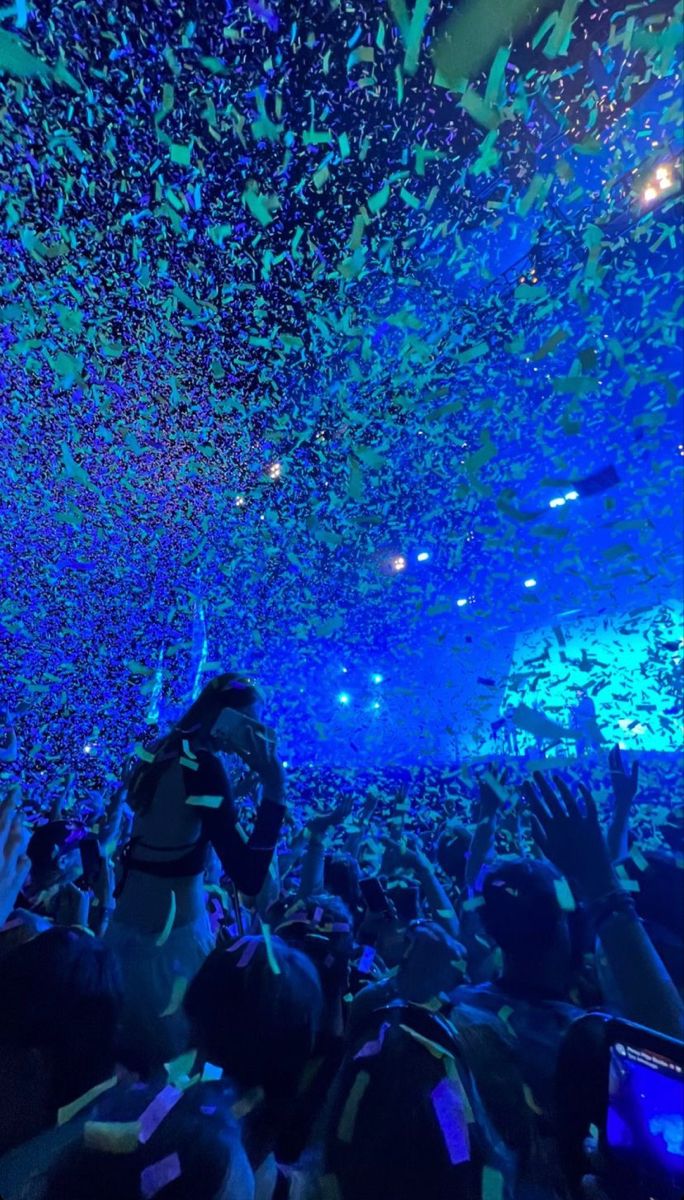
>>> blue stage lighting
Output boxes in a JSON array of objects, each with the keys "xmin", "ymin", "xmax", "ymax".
[
  {"xmin": 337, "ymin": 692, "xmax": 351, "ymax": 705},
  {"xmin": 524, "ymin": 578, "xmax": 537, "ymax": 588},
  {"xmin": 371, "ymin": 673, "xmax": 383, "ymax": 684},
  {"xmin": 417, "ymin": 552, "xmax": 430, "ymax": 562}
]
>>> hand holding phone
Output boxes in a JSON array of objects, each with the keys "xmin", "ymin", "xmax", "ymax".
[{"xmin": 602, "ymin": 1019, "xmax": 684, "ymax": 1200}]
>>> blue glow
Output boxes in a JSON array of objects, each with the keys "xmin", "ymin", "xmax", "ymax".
[
  {"xmin": 523, "ymin": 578, "xmax": 537, "ymax": 588},
  {"xmin": 371, "ymin": 673, "xmax": 384, "ymax": 684},
  {"xmin": 416, "ymin": 552, "xmax": 430, "ymax": 562},
  {"xmin": 337, "ymin": 692, "xmax": 351, "ymax": 705}
]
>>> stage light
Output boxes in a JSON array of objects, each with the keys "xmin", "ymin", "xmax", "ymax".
[
  {"xmin": 391, "ymin": 555, "xmax": 407, "ymax": 572},
  {"xmin": 456, "ymin": 597, "xmax": 468, "ymax": 607},
  {"xmin": 643, "ymin": 185, "xmax": 657, "ymax": 203},
  {"xmin": 235, "ymin": 495, "xmax": 246, "ymax": 507},
  {"xmin": 564, "ymin": 490, "xmax": 579, "ymax": 500},
  {"xmin": 417, "ymin": 551, "xmax": 430, "ymax": 562},
  {"xmin": 549, "ymin": 497, "xmax": 565, "ymax": 508},
  {"xmin": 371, "ymin": 673, "xmax": 383, "ymax": 684},
  {"xmin": 523, "ymin": 578, "xmax": 537, "ymax": 588},
  {"xmin": 83, "ymin": 744, "xmax": 92, "ymax": 753},
  {"xmin": 266, "ymin": 461, "xmax": 281, "ymax": 480},
  {"xmin": 371, "ymin": 701, "xmax": 381, "ymax": 711},
  {"xmin": 337, "ymin": 692, "xmax": 351, "ymax": 705}
]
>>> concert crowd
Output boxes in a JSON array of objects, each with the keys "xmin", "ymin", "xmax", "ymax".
[{"xmin": 0, "ymin": 674, "xmax": 682, "ymax": 1200}]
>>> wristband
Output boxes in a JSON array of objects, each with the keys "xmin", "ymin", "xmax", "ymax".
[{"xmin": 588, "ymin": 888, "xmax": 638, "ymax": 933}]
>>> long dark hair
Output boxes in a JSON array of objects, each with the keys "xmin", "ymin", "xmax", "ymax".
[{"xmin": 127, "ymin": 672, "xmax": 262, "ymax": 813}]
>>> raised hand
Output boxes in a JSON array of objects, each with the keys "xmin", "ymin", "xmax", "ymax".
[
  {"xmin": 607, "ymin": 745, "xmax": 639, "ymax": 862},
  {"xmin": 0, "ymin": 785, "xmax": 30, "ymax": 925},
  {"xmin": 608, "ymin": 744, "xmax": 639, "ymax": 809},
  {"xmin": 524, "ymin": 771, "xmax": 616, "ymax": 901},
  {"xmin": 308, "ymin": 794, "xmax": 354, "ymax": 839},
  {"xmin": 476, "ymin": 766, "xmax": 509, "ymax": 822}
]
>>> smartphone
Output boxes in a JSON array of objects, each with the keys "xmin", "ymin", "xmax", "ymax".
[
  {"xmin": 360, "ymin": 876, "xmax": 393, "ymax": 916},
  {"xmin": 602, "ymin": 1017, "xmax": 684, "ymax": 1200},
  {"xmin": 390, "ymin": 882, "xmax": 420, "ymax": 922},
  {"xmin": 210, "ymin": 709, "xmax": 257, "ymax": 755},
  {"xmin": 78, "ymin": 835, "xmax": 103, "ymax": 890}
]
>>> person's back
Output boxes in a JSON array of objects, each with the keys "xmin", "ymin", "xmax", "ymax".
[
  {"xmin": 0, "ymin": 927, "xmax": 123, "ymax": 1200},
  {"xmin": 43, "ymin": 1081, "xmax": 255, "ymax": 1200}
]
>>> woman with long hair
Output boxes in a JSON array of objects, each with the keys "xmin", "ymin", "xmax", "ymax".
[{"xmin": 106, "ymin": 672, "xmax": 287, "ymax": 1073}]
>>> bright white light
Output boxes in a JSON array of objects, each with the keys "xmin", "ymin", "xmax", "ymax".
[
  {"xmin": 564, "ymin": 490, "xmax": 579, "ymax": 500},
  {"xmin": 266, "ymin": 462, "xmax": 281, "ymax": 481},
  {"xmin": 371, "ymin": 673, "xmax": 383, "ymax": 684},
  {"xmin": 656, "ymin": 166, "xmax": 668, "ymax": 180},
  {"xmin": 337, "ymin": 692, "xmax": 351, "ymax": 705},
  {"xmin": 549, "ymin": 497, "xmax": 566, "ymax": 508},
  {"xmin": 523, "ymin": 578, "xmax": 537, "ymax": 588},
  {"xmin": 659, "ymin": 174, "xmax": 672, "ymax": 190},
  {"xmin": 235, "ymin": 495, "xmax": 246, "ymax": 507},
  {"xmin": 417, "ymin": 552, "xmax": 430, "ymax": 562},
  {"xmin": 391, "ymin": 555, "xmax": 407, "ymax": 572},
  {"xmin": 643, "ymin": 185, "xmax": 657, "ymax": 203},
  {"xmin": 456, "ymin": 598, "xmax": 468, "ymax": 607},
  {"xmin": 371, "ymin": 701, "xmax": 381, "ymax": 711},
  {"xmin": 83, "ymin": 744, "xmax": 92, "ymax": 753}
]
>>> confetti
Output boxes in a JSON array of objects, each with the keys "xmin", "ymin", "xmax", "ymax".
[
  {"xmin": 431, "ymin": 1075, "xmax": 471, "ymax": 1165},
  {"xmin": 140, "ymin": 1153, "xmax": 182, "ymax": 1199}
]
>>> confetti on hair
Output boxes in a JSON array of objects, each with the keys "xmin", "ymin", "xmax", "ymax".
[
  {"xmin": 185, "ymin": 793, "xmax": 224, "ymax": 808},
  {"xmin": 164, "ymin": 1049, "xmax": 198, "ymax": 1089},
  {"xmin": 336, "ymin": 1071, "xmax": 371, "ymax": 1144},
  {"xmin": 155, "ymin": 890, "xmax": 177, "ymax": 947},
  {"xmin": 201, "ymin": 1061, "xmax": 224, "ymax": 1082},
  {"xmin": 553, "ymin": 877, "xmax": 577, "ymax": 912},
  {"xmin": 57, "ymin": 1075, "xmax": 118, "ymax": 1126},
  {"xmin": 431, "ymin": 1075, "xmax": 471, "ymax": 1165},
  {"xmin": 481, "ymin": 1165, "xmax": 505, "ymax": 1200},
  {"xmin": 140, "ymin": 1152, "xmax": 182, "ymax": 1199},
  {"xmin": 160, "ymin": 976, "xmax": 189, "ymax": 1017},
  {"xmin": 354, "ymin": 1021, "xmax": 391, "ymax": 1061},
  {"xmin": 260, "ymin": 921, "xmax": 281, "ymax": 975},
  {"xmin": 138, "ymin": 1085, "xmax": 183, "ymax": 1145},
  {"xmin": 84, "ymin": 1120, "xmax": 141, "ymax": 1154},
  {"xmin": 398, "ymin": 1024, "xmax": 455, "ymax": 1061}
]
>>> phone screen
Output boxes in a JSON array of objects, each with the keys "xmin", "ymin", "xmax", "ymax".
[
  {"xmin": 360, "ymin": 877, "xmax": 392, "ymax": 915},
  {"xmin": 606, "ymin": 1037, "xmax": 684, "ymax": 1200},
  {"xmin": 211, "ymin": 708, "xmax": 251, "ymax": 753}
]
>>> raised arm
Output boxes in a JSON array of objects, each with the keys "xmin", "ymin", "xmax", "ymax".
[
  {"xmin": 605, "ymin": 745, "xmax": 639, "ymax": 863},
  {"xmin": 196, "ymin": 730, "xmax": 286, "ymax": 896},
  {"xmin": 526, "ymin": 770, "xmax": 684, "ymax": 1040},
  {"xmin": 299, "ymin": 795, "xmax": 354, "ymax": 899}
]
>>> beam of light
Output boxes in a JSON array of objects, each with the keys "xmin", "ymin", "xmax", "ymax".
[{"xmin": 147, "ymin": 645, "xmax": 165, "ymax": 726}]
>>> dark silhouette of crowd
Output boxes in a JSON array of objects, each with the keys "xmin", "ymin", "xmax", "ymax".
[{"xmin": 0, "ymin": 675, "xmax": 682, "ymax": 1200}]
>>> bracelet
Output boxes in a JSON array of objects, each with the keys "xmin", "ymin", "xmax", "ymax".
[{"xmin": 588, "ymin": 888, "xmax": 638, "ymax": 933}]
